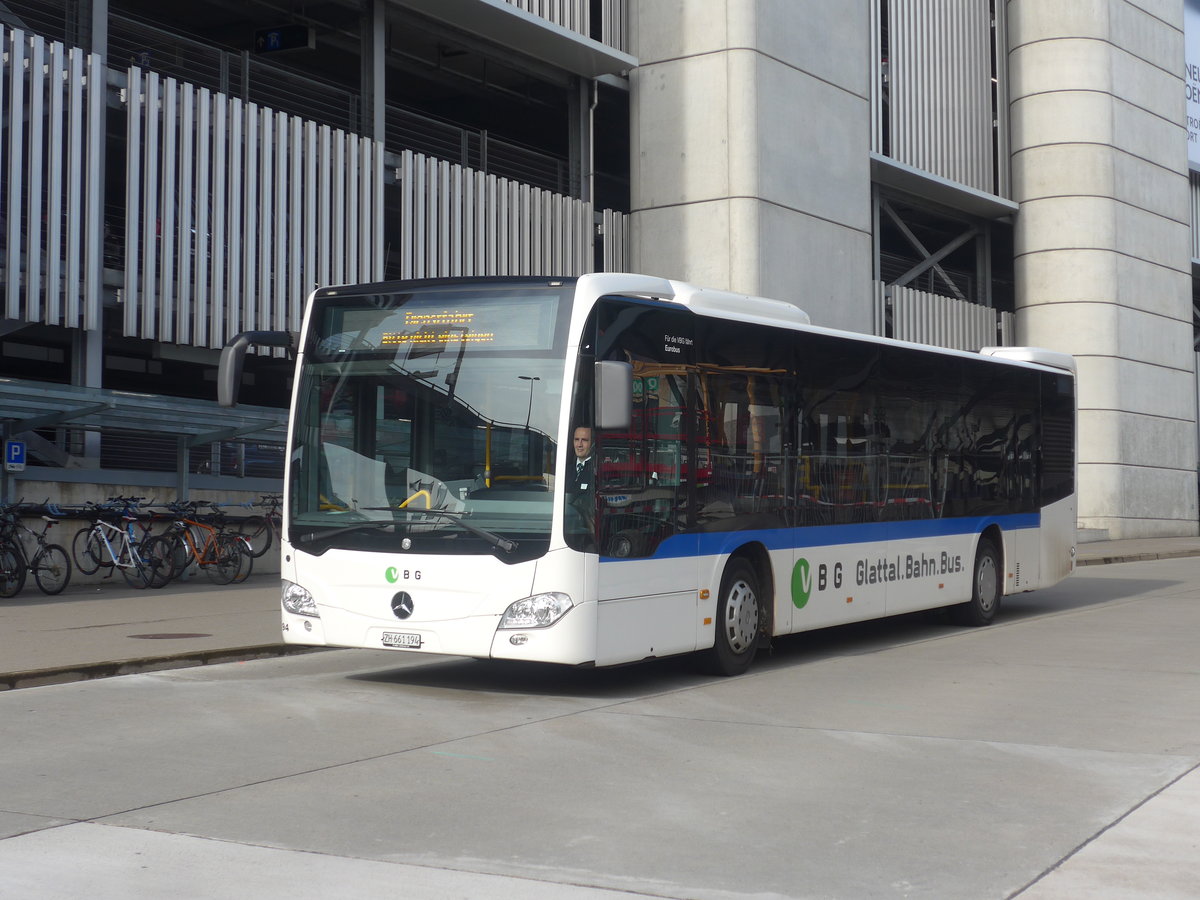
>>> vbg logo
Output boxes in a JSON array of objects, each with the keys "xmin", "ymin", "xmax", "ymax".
[
  {"xmin": 385, "ymin": 567, "xmax": 399, "ymax": 583},
  {"xmin": 791, "ymin": 558, "xmax": 813, "ymax": 609}
]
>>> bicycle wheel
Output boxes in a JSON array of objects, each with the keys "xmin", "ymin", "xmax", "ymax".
[
  {"xmin": 232, "ymin": 536, "xmax": 254, "ymax": 583},
  {"xmin": 237, "ymin": 516, "xmax": 273, "ymax": 558},
  {"xmin": 0, "ymin": 542, "xmax": 26, "ymax": 598},
  {"xmin": 121, "ymin": 554, "xmax": 152, "ymax": 589},
  {"xmin": 162, "ymin": 531, "xmax": 192, "ymax": 581},
  {"xmin": 206, "ymin": 534, "xmax": 244, "ymax": 585},
  {"xmin": 139, "ymin": 536, "xmax": 174, "ymax": 589},
  {"xmin": 89, "ymin": 530, "xmax": 113, "ymax": 570},
  {"xmin": 72, "ymin": 526, "xmax": 102, "ymax": 575},
  {"xmin": 32, "ymin": 544, "xmax": 71, "ymax": 595}
]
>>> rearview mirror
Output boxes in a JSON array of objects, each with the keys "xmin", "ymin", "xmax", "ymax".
[
  {"xmin": 218, "ymin": 330, "xmax": 296, "ymax": 407},
  {"xmin": 595, "ymin": 360, "xmax": 632, "ymax": 430}
]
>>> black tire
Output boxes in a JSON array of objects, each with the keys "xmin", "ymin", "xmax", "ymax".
[
  {"xmin": 121, "ymin": 555, "xmax": 152, "ymax": 589},
  {"xmin": 702, "ymin": 558, "xmax": 763, "ymax": 676},
  {"xmin": 206, "ymin": 534, "xmax": 245, "ymax": 585},
  {"xmin": 237, "ymin": 516, "xmax": 273, "ymax": 558},
  {"xmin": 0, "ymin": 543, "xmax": 26, "ymax": 598},
  {"xmin": 32, "ymin": 544, "xmax": 71, "ymax": 595},
  {"xmin": 231, "ymin": 536, "xmax": 254, "ymax": 583},
  {"xmin": 955, "ymin": 538, "xmax": 1002, "ymax": 626},
  {"xmin": 73, "ymin": 526, "xmax": 102, "ymax": 575},
  {"xmin": 89, "ymin": 530, "xmax": 114, "ymax": 570},
  {"xmin": 140, "ymin": 536, "xmax": 174, "ymax": 589},
  {"xmin": 164, "ymin": 531, "xmax": 193, "ymax": 581}
]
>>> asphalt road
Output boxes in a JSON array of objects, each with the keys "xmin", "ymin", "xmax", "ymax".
[{"xmin": 1, "ymin": 557, "xmax": 1198, "ymax": 899}]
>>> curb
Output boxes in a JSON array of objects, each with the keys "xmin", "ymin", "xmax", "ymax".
[
  {"xmin": 1077, "ymin": 549, "xmax": 1200, "ymax": 567},
  {"xmin": 0, "ymin": 644, "xmax": 322, "ymax": 692}
]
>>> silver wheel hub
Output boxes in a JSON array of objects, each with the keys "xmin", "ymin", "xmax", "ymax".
[
  {"xmin": 724, "ymin": 579, "xmax": 759, "ymax": 653},
  {"xmin": 977, "ymin": 555, "xmax": 998, "ymax": 612}
]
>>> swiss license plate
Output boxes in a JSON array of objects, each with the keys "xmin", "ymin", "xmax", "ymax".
[{"xmin": 382, "ymin": 631, "xmax": 422, "ymax": 649}]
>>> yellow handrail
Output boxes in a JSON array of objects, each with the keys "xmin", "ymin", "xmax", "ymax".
[{"xmin": 398, "ymin": 489, "xmax": 431, "ymax": 509}]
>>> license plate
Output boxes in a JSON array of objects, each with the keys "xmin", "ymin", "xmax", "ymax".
[{"xmin": 382, "ymin": 631, "xmax": 422, "ymax": 649}]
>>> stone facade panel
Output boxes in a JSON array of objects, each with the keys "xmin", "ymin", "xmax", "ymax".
[
  {"xmin": 1015, "ymin": 196, "xmax": 1189, "ymax": 271},
  {"xmin": 630, "ymin": 54, "xmax": 731, "ymax": 209}
]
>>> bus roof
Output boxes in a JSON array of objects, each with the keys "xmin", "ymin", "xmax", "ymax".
[{"xmin": 575, "ymin": 273, "xmax": 1075, "ymax": 377}]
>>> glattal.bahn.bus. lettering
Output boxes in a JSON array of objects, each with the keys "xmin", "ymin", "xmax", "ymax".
[{"xmin": 856, "ymin": 551, "xmax": 964, "ymax": 586}]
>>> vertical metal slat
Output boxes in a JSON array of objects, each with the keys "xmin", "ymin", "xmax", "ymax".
[
  {"xmin": 256, "ymin": 106, "xmax": 272, "ymax": 331},
  {"xmin": 317, "ymin": 125, "xmax": 332, "ymax": 288},
  {"xmin": 241, "ymin": 103, "xmax": 258, "ymax": 337},
  {"xmin": 25, "ymin": 35, "xmax": 44, "ymax": 322},
  {"xmin": 158, "ymin": 78, "xmax": 178, "ymax": 342},
  {"xmin": 193, "ymin": 88, "xmax": 211, "ymax": 347},
  {"xmin": 176, "ymin": 82, "xmax": 195, "ymax": 344},
  {"xmin": 302, "ymin": 120, "xmax": 317, "ymax": 310},
  {"xmin": 45, "ymin": 42, "xmax": 64, "ymax": 325},
  {"xmin": 209, "ymin": 92, "xmax": 228, "ymax": 348},
  {"xmin": 6, "ymin": 31, "xmax": 26, "ymax": 320},
  {"xmin": 223, "ymin": 97, "xmax": 244, "ymax": 347},
  {"xmin": 140, "ymin": 71, "xmax": 160, "ymax": 340},
  {"xmin": 82, "ymin": 50, "xmax": 103, "ymax": 331},
  {"xmin": 65, "ymin": 48, "xmax": 85, "ymax": 328},
  {"xmin": 123, "ymin": 67, "xmax": 142, "ymax": 336}
]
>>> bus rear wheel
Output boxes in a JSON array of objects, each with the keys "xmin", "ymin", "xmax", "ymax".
[
  {"xmin": 702, "ymin": 558, "xmax": 762, "ymax": 676},
  {"xmin": 955, "ymin": 538, "xmax": 1001, "ymax": 626}
]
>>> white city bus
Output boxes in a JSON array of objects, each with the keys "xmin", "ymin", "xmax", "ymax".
[{"xmin": 219, "ymin": 274, "xmax": 1076, "ymax": 675}]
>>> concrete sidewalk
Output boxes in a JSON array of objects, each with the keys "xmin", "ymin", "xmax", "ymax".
[
  {"xmin": 0, "ymin": 573, "xmax": 300, "ymax": 690},
  {"xmin": 2, "ymin": 536, "xmax": 1199, "ymax": 690}
]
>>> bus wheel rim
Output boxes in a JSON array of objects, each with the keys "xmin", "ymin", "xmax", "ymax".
[
  {"xmin": 977, "ymin": 555, "xmax": 998, "ymax": 612},
  {"xmin": 725, "ymin": 579, "xmax": 758, "ymax": 653}
]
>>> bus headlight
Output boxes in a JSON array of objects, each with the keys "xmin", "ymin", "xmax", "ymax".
[
  {"xmin": 498, "ymin": 592, "xmax": 574, "ymax": 629},
  {"xmin": 282, "ymin": 580, "xmax": 319, "ymax": 617}
]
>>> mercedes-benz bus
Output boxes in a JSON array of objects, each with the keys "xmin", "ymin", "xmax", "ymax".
[{"xmin": 219, "ymin": 273, "xmax": 1076, "ymax": 675}]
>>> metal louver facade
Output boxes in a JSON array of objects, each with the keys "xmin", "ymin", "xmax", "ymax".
[
  {"xmin": 873, "ymin": 0, "xmax": 1007, "ymax": 197},
  {"xmin": 874, "ymin": 283, "xmax": 1014, "ymax": 352},
  {"xmin": 123, "ymin": 67, "xmax": 385, "ymax": 348},
  {"xmin": 396, "ymin": 149, "xmax": 623, "ymax": 280},
  {"xmin": 0, "ymin": 27, "xmax": 105, "ymax": 331}
]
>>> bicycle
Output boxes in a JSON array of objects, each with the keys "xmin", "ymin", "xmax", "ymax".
[
  {"xmin": 236, "ymin": 494, "xmax": 281, "ymax": 559},
  {"xmin": 0, "ymin": 504, "xmax": 72, "ymax": 597},
  {"xmin": 74, "ymin": 509, "xmax": 170, "ymax": 589},
  {"xmin": 72, "ymin": 496, "xmax": 158, "ymax": 576},
  {"xmin": 159, "ymin": 501, "xmax": 253, "ymax": 585}
]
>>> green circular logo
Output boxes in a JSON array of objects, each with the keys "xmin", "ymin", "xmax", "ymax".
[
  {"xmin": 791, "ymin": 558, "xmax": 813, "ymax": 609},
  {"xmin": 385, "ymin": 567, "xmax": 399, "ymax": 584}
]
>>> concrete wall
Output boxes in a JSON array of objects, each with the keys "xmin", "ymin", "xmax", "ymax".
[
  {"xmin": 1009, "ymin": 0, "xmax": 1199, "ymax": 538},
  {"xmin": 627, "ymin": 0, "xmax": 874, "ymax": 331}
]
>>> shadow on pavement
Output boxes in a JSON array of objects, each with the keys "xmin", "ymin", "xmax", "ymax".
[{"xmin": 347, "ymin": 572, "xmax": 1184, "ymax": 698}]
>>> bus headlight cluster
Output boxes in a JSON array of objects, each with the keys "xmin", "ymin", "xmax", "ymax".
[
  {"xmin": 282, "ymin": 580, "xmax": 319, "ymax": 617},
  {"xmin": 498, "ymin": 592, "xmax": 574, "ymax": 629}
]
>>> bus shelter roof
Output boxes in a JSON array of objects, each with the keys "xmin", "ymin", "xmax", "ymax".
[{"xmin": 0, "ymin": 377, "xmax": 288, "ymax": 446}]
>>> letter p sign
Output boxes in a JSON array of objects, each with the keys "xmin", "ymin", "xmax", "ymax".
[{"xmin": 4, "ymin": 440, "xmax": 25, "ymax": 472}]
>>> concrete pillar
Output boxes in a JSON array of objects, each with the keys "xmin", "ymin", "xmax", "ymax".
[
  {"xmin": 1009, "ymin": 0, "xmax": 1198, "ymax": 538},
  {"xmin": 627, "ymin": 1, "xmax": 874, "ymax": 330}
]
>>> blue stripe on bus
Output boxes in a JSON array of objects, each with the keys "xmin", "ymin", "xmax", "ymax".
[{"xmin": 599, "ymin": 512, "xmax": 1041, "ymax": 563}]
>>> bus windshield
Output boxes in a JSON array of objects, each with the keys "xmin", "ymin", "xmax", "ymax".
[{"xmin": 288, "ymin": 282, "xmax": 571, "ymax": 560}]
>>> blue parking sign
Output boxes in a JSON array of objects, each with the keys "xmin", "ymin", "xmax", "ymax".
[{"xmin": 5, "ymin": 440, "xmax": 25, "ymax": 472}]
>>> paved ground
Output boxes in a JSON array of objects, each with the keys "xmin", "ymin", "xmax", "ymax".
[{"xmin": 0, "ymin": 535, "xmax": 1197, "ymax": 898}]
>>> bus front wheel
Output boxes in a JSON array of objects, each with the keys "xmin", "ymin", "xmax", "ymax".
[
  {"xmin": 955, "ymin": 538, "xmax": 1001, "ymax": 626},
  {"xmin": 702, "ymin": 558, "xmax": 762, "ymax": 676}
]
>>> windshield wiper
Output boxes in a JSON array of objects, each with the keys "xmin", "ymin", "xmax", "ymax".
[
  {"xmin": 293, "ymin": 509, "xmax": 517, "ymax": 555},
  {"xmin": 293, "ymin": 521, "xmax": 394, "ymax": 545},
  {"xmin": 405, "ymin": 509, "xmax": 518, "ymax": 554}
]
